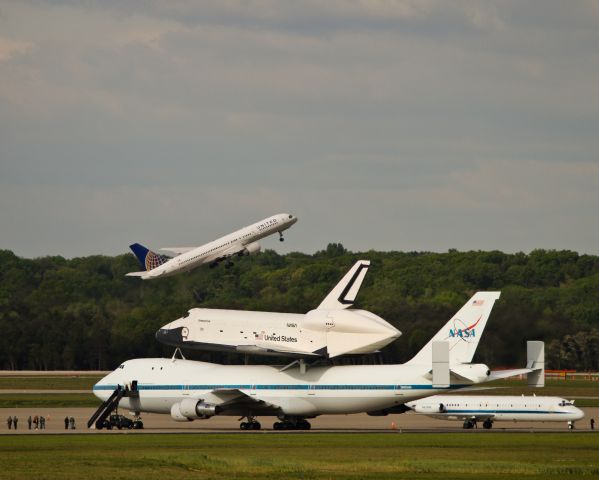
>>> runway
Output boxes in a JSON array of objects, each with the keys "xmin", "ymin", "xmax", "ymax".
[{"xmin": 2, "ymin": 407, "xmax": 597, "ymax": 434}]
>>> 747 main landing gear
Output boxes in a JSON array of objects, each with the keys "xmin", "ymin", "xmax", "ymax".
[
  {"xmin": 239, "ymin": 416, "xmax": 261, "ymax": 430},
  {"xmin": 273, "ymin": 418, "xmax": 311, "ymax": 430}
]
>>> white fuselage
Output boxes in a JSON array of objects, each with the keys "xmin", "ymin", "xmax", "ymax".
[
  {"xmin": 407, "ymin": 395, "xmax": 584, "ymax": 423},
  {"xmin": 93, "ymin": 358, "xmax": 470, "ymax": 419},
  {"xmin": 156, "ymin": 308, "xmax": 401, "ymax": 358},
  {"xmin": 145, "ymin": 213, "xmax": 297, "ymax": 279}
]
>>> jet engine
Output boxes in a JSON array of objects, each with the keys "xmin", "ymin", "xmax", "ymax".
[
  {"xmin": 170, "ymin": 398, "xmax": 222, "ymax": 421},
  {"xmin": 243, "ymin": 242, "xmax": 261, "ymax": 256}
]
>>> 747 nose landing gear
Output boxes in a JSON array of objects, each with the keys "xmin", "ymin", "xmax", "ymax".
[{"xmin": 278, "ymin": 231, "xmax": 284, "ymax": 242}]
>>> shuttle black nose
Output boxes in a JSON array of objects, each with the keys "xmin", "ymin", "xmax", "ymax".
[{"xmin": 155, "ymin": 327, "xmax": 185, "ymax": 347}]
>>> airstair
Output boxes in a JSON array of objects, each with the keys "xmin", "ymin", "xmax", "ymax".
[{"xmin": 87, "ymin": 382, "xmax": 139, "ymax": 429}]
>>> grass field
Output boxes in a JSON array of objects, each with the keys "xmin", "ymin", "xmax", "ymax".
[
  {"xmin": 0, "ymin": 393, "xmax": 98, "ymax": 408},
  {"xmin": 0, "ymin": 376, "xmax": 102, "ymax": 390},
  {"xmin": 1, "ymin": 433, "xmax": 598, "ymax": 479}
]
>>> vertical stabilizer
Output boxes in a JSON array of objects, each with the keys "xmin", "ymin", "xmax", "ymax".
[
  {"xmin": 317, "ymin": 260, "xmax": 370, "ymax": 310},
  {"xmin": 407, "ymin": 291, "xmax": 501, "ymax": 365},
  {"xmin": 129, "ymin": 243, "xmax": 169, "ymax": 271}
]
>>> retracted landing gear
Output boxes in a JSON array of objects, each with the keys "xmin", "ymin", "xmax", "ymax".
[
  {"xmin": 239, "ymin": 416, "xmax": 261, "ymax": 430},
  {"xmin": 278, "ymin": 231, "xmax": 284, "ymax": 242},
  {"xmin": 273, "ymin": 417, "xmax": 311, "ymax": 430},
  {"xmin": 483, "ymin": 419, "xmax": 493, "ymax": 430}
]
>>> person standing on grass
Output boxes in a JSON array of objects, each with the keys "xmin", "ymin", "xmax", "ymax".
[
  {"xmin": 28, "ymin": 416, "xmax": 32, "ymax": 430},
  {"xmin": 591, "ymin": 418, "xmax": 595, "ymax": 431},
  {"xmin": 12, "ymin": 416, "xmax": 18, "ymax": 430},
  {"xmin": 64, "ymin": 416, "xmax": 69, "ymax": 430},
  {"xmin": 70, "ymin": 416, "xmax": 76, "ymax": 429},
  {"xmin": 33, "ymin": 415, "xmax": 39, "ymax": 430},
  {"xmin": 40, "ymin": 416, "xmax": 45, "ymax": 429},
  {"xmin": 7, "ymin": 416, "xmax": 12, "ymax": 430}
]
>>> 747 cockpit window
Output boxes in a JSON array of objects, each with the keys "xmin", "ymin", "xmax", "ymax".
[
  {"xmin": 559, "ymin": 400, "xmax": 573, "ymax": 406},
  {"xmin": 118, "ymin": 364, "xmax": 125, "ymax": 369}
]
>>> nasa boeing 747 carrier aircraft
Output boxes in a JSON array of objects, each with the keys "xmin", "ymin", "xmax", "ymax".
[
  {"xmin": 156, "ymin": 260, "xmax": 401, "ymax": 358},
  {"xmin": 126, "ymin": 213, "xmax": 297, "ymax": 279},
  {"xmin": 90, "ymin": 292, "xmax": 545, "ymax": 431}
]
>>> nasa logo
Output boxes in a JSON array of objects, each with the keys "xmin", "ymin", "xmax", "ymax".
[{"xmin": 448, "ymin": 315, "xmax": 482, "ymax": 342}]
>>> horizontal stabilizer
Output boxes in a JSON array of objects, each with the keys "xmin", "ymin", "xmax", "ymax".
[
  {"xmin": 318, "ymin": 260, "xmax": 370, "ymax": 310},
  {"xmin": 487, "ymin": 368, "xmax": 532, "ymax": 382},
  {"xmin": 125, "ymin": 271, "xmax": 148, "ymax": 278},
  {"xmin": 160, "ymin": 247, "xmax": 195, "ymax": 255}
]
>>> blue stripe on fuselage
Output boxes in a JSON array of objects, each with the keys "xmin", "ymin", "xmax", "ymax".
[{"xmin": 92, "ymin": 383, "xmax": 464, "ymax": 391}]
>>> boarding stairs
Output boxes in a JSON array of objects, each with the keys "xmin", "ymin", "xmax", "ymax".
[{"xmin": 87, "ymin": 382, "xmax": 138, "ymax": 429}]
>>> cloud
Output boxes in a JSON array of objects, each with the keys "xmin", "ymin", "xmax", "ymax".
[{"xmin": 1, "ymin": 0, "xmax": 598, "ymax": 256}]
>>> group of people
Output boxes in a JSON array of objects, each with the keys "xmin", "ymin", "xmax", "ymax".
[{"xmin": 6, "ymin": 415, "xmax": 77, "ymax": 430}]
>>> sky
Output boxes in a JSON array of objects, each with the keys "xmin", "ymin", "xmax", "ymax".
[{"xmin": 1, "ymin": 0, "xmax": 598, "ymax": 258}]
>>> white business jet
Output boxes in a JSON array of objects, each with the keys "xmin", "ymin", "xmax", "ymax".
[
  {"xmin": 126, "ymin": 213, "xmax": 297, "ymax": 279},
  {"xmin": 156, "ymin": 260, "xmax": 401, "ymax": 358},
  {"xmin": 91, "ymin": 291, "xmax": 544, "ymax": 431},
  {"xmin": 407, "ymin": 395, "xmax": 584, "ymax": 429}
]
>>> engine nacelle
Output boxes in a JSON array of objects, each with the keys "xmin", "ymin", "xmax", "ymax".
[
  {"xmin": 243, "ymin": 242, "xmax": 261, "ymax": 256},
  {"xmin": 170, "ymin": 398, "xmax": 222, "ymax": 421},
  {"xmin": 451, "ymin": 363, "xmax": 491, "ymax": 383}
]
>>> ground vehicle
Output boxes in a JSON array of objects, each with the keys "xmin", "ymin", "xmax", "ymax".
[{"xmin": 96, "ymin": 414, "xmax": 143, "ymax": 430}]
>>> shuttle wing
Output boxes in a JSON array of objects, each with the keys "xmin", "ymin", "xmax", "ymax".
[{"xmin": 317, "ymin": 260, "xmax": 370, "ymax": 310}]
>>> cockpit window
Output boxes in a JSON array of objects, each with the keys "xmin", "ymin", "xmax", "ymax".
[
  {"xmin": 559, "ymin": 400, "xmax": 573, "ymax": 406},
  {"xmin": 118, "ymin": 364, "xmax": 125, "ymax": 369},
  {"xmin": 288, "ymin": 214, "xmax": 293, "ymax": 218}
]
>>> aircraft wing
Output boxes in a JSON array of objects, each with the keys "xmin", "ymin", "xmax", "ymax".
[
  {"xmin": 454, "ymin": 413, "xmax": 496, "ymax": 421},
  {"xmin": 203, "ymin": 388, "xmax": 281, "ymax": 414},
  {"xmin": 160, "ymin": 247, "xmax": 195, "ymax": 256},
  {"xmin": 217, "ymin": 243, "xmax": 247, "ymax": 258}
]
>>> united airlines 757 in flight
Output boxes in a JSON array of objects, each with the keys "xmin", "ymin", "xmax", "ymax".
[{"xmin": 126, "ymin": 213, "xmax": 297, "ymax": 280}]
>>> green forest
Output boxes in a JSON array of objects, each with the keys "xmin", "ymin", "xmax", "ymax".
[{"xmin": 0, "ymin": 244, "xmax": 598, "ymax": 371}]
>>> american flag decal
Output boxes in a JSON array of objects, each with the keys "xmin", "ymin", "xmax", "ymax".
[{"xmin": 472, "ymin": 299, "xmax": 484, "ymax": 306}]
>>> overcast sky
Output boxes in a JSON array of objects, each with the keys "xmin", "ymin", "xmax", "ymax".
[{"xmin": 1, "ymin": 1, "xmax": 598, "ymax": 258}]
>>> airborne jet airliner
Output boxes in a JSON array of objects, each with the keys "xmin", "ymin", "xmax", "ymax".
[
  {"xmin": 91, "ymin": 291, "xmax": 545, "ymax": 431},
  {"xmin": 126, "ymin": 213, "xmax": 297, "ymax": 280}
]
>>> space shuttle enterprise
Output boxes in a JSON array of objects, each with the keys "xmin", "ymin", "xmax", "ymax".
[{"xmin": 156, "ymin": 260, "xmax": 401, "ymax": 358}]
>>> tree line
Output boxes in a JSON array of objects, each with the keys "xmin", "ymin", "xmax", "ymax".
[{"xmin": 0, "ymin": 244, "xmax": 597, "ymax": 370}]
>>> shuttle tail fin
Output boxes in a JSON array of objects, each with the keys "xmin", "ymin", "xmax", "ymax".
[
  {"xmin": 129, "ymin": 243, "xmax": 170, "ymax": 271},
  {"xmin": 317, "ymin": 260, "xmax": 370, "ymax": 310},
  {"xmin": 407, "ymin": 291, "xmax": 501, "ymax": 366}
]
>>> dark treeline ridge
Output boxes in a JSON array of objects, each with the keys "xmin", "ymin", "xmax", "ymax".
[{"xmin": 1, "ymin": 244, "xmax": 598, "ymax": 371}]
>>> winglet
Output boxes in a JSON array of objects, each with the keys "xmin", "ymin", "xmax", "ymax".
[{"xmin": 317, "ymin": 260, "xmax": 370, "ymax": 310}]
